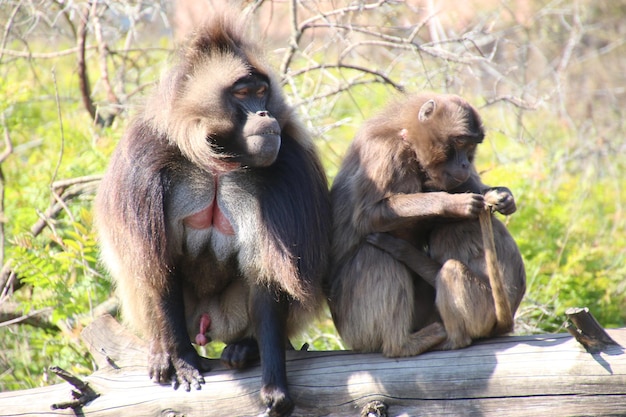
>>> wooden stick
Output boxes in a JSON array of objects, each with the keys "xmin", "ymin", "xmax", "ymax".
[{"xmin": 479, "ymin": 207, "xmax": 513, "ymax": 334}]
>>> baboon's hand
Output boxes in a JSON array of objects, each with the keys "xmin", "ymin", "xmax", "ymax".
[
  {"xmin": 169, "ymin": 351, "xmax": 206, "ymax": 391},
  {"xmin": 221, "ymin": 337, "xmax": 260, "ymax": 369},
  {"xmin": 443, "ymin": 192, "xmax": 485, "ymax": 218},
  {"xmin": 148, "ymin": 342, "xmax": 173, "ymax": 385},
  {"xmin": 148, "ymin": 340, "xmax": 207, "ymax": 391},
  {"xmin": 484, "ymin": 187, "xmax": 516, "ymax": 215}
]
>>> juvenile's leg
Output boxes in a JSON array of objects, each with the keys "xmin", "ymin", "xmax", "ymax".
[
  {"xmin": 330, "ymin": 244, "xmax": 437, "ymax": 357},
  {"xmin": 435, "ymin": 259, "xmax": 496, "ymax": 350},
  {"xmin": 383, "ymin": 321, "xmax": 447, "ymax": 357}
]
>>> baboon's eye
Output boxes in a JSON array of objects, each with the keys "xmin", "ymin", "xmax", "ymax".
[
  {"xmin": 233, "ymin": 87, "xmax": 249, "ymax": 100},
  {"xmin": 256, "ymin": 85, "xmax": 268, "ymax": 98},
  {"xmin": 452, "ymin": 137, "xmax": 466, "ymax": 147}
]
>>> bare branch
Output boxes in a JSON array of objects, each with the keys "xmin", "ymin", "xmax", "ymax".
[
  {"xmin": 30, "ymin": 181, "xmax": 99, "ymax": 237},
  {"xmin": 0, "ymin": 113, "xmax": 14, "ymax": 164},
  {"xmin": 0, "ymin": 2, "xmax": 21, "ymax": 63},
  {"xmin": 481, "ymin": 95, "xmax": 539, "ymax": 111},
  {"xmin": 0, "ymin": 113, "xmax": 12, "ymax": 268},
  {"xmin": 279, "ymin": 0, "xmax": 301, "ymax": 76},
  {"xmin": 285, "ymin": 63, "xmax": 405, "ymax": 92},
  {"xmin": 292, "ymin": 79, "xmax": 395, "ymax": 108},
  {"xmin": 52, "ymin": 175, "xmax": 102, "ymax": 193},
  {"xmin": 76, "ymin": 4, "xmax": 99, "ymax": 126},
  {"xmin": 0, "ymin": 304, "xmax": 58, "ymax": 331},
  {"xmin": 91, "ymin": 0, "xmax": 120, "ymax": 123},
  {"xmin": 280, "ymin": 0, "xmax": 390, "ymax": 76},
  {"xmin": 0, "ymin": 266, "xmax": 17, "ymax": 300},
  {"xmin": 0, "ymin": 45, "xmax": 170, "ymax": 60},
  {"xmin": 307, "ymin": 22, "xmax": 490, "ymax": 65},
  {"xmin": 50, "ymin": 69, "xmax": 65, "ymax": 189},
  {"xmin": 297, "ymin": 0, "xmax": 389, "ymax": 30}
]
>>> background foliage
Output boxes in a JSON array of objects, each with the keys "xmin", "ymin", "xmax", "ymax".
[{"xmin": 0, "ymin": 0, "xmax": 624, "ymax": 391}]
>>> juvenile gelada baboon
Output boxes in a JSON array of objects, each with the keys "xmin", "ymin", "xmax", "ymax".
[
  {"xmin": 327, "ymin": 93, "xmax": 526, "ymax": 357},
  {"xmin": 95, "ymin": 11, "xmax": 330, "ymax": 416}
]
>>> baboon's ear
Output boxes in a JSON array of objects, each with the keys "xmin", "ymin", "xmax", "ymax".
[{"xmin": 418, "ymin": 99, "xmax": 436, "ymax": 122}]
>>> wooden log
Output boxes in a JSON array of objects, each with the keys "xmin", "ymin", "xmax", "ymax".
[{"xmin": 1, "ymin": 314, "xmax": 625, "ymax": 417}]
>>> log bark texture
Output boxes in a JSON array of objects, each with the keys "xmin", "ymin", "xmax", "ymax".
[{"xmin": 1, "ymin": 314, "xmax": 625, "ymax": 417}]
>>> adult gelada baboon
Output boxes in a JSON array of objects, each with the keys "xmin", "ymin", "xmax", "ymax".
[
  {"xmin": 327, "ymin": 93, "xmax": 525, "ymax": 357},
  {"xmin": 95, "ymin": 11, "xmax": 330, "ymax": 416}
]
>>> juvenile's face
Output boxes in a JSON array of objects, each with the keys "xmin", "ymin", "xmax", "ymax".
[
  {"xmin": 404, "ymin": 94, "xmax": 485, "ymax": 190},
  {"xmin": 423, "ymin": 136, "xmax": 478, "ymax": 190}
]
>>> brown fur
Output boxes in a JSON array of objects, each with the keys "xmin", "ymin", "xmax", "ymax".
[
  {"xmin": 95, "ymin": 11, "xmax": 330, "ymax": 416},
  {"xmin": 327, "ymin": 93, "xmax": 525, "ymax": 357}
]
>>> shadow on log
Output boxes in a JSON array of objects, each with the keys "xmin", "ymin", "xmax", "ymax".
[{"xmin": 0, "ymin": 313, "xmax": 625, "ymax": 417}]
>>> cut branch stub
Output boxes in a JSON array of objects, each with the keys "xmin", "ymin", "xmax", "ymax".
[
  {"xmin": 49, "ymin": 366, "xmax": 100, "ymax": 410},
  {"xmin": 566, "ymin": 307, "xmax": 622, "ymax": 353}
]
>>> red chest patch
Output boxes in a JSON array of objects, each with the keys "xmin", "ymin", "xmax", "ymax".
[
  {"xmin": 183, "ymin": 204, "xmax": 213, "ymax": 229},
  {"xmin": 182, "ymin": 177, "xmax": 235, "ymax": 235}
]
